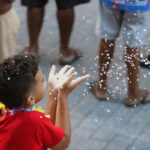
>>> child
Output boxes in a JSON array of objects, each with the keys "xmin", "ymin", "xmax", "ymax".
[
  {"xmin": 0, "ymin": 54, "xmax": 90, "ymax": 150},
  {"xmin": 0, "ymin": 0, "xmax": 20, "ymax": 61},
  {"xmin": 92, "ymin": 0, "xmax": 150, "ymax": 106}
]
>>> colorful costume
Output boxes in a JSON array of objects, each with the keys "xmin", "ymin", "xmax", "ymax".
[
  {"xmin": 99, "ymin": 0, "xmax": 150, "ymax": 47},
  {"xmin": 100, "ymin": 0, "xmax": 150, "ymax": 12}
]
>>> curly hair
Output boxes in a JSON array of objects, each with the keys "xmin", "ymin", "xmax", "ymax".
[{"xmin": 0, "ymin": 54, "xmax": 38, "ymax": 109}]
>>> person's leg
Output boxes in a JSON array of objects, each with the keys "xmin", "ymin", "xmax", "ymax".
[
  {"xmin": 124, "ymin": 47, "xmax": 150, "ymax": 105},
  {"xmin": 57, "ymin": 8, "xmax": 75, "ymax": 57},
  {"xmin": 93, "ymin": 39, "xmax": 115, "ymax": 99},
  {"xmin": 21, "ymin": 0, "xmax": 48, "ymax": 57},
  {"xmin": 123, "ymin": 11, "xmax": 150, "ymax": 106},
  {"xmin": 56, "ymin": 0, "xmax": 90, "ymax": 64},
  {"xmin": 125, "ymin": 47, "xmax": 141, "ymax": 99},
  {"xmin": 92, "ymin": 2, "xmax": 121, "ymax": 100},
  {"xmin": 26, "ymin": 7, "xmax": 44, "ymax": 56}
]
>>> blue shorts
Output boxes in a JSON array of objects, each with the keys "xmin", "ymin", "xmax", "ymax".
[{"xmin": 99, "ymin": 2, "xmax": 150, "ymax": 47}]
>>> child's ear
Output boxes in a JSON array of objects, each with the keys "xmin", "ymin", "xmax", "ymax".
[{"xmin": 26, "ymin": 95, "xmax": 36, "ymax": 107}]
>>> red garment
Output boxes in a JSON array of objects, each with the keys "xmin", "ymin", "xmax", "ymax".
[{"xmin": 0, "ymin": 111, "xmax": 64, "ymax": 150}]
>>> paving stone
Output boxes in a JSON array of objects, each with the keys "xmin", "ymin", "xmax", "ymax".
[
  {"xmin": 70, "ymin": 93, "xmax": 99, "ymax": 118},
  {"xmin": 128, "ymin": 134, "xmax": 150, "ymax": 150},
  {"xmin": 79, "ymin": 100, "xmax": 119, "ymax": 130},
  {"xmin": 120, "ymin": 108, "xmax": 150, "ymax": 139},
  {"xmin": 128, "ymin": 120, "xmax": 150, "ymax": 150},
  {"xmin": 92, "ymin": 105, "xmax": 139, "ymax": 140},
  {"xmin": 93, "ymin": 127, "xmax": 118, "ymax": 141},
  {"xmin": 104, "ymin": 135, "xmax": 134, "ymax": 150},
  {"xmin": 82, "ymin": 139, "xmax": 107, "ymax": 150},
  {"xmin": 70, "ymin": 116, "xmax": 81, "ymax": 131},
  {"xmin": 68, "ymin": 127, "xmax": 94, "ymax": 150}
]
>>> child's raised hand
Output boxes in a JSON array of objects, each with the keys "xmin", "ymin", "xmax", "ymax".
[
  {"xmin": 48, "ymin": 65, "xmax": 74, "ymax": 90},
  {"xmin": 67, "ymin": 73, "xmax": 90, "ymax": 94},
  {"xmin": 48, "ymin": 65, "xmax": 76, "ymax": 91},
  {"xmin": 48, "ymin": 65, "xmax": 90, "ymax": 95}
]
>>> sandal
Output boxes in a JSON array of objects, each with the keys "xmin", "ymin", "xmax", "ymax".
[
  {"xmin": 59, "ymin": 49, "xmax": 83, "ymax": 65},
  {"xmin": 124, "ymin": 90, "xmax": 150, "ymax": 107},
  {"xmin": 19, "ymin": 45, "xmax": 30, "ymax": 54},
  {"xmin": 19, "ymin": 45, "xmax": 39, "ymax": 59},
  {"xmin": 89, "ymin": 81, "xmax": 107, "ymax": 101}
]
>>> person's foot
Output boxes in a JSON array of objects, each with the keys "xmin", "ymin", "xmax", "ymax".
[
  {"xmin": 90, "ymin": 81, "xmax": 107, "ymax": 101},
  {"xmin": 20, "ymin": 45, "xmax": 38, "ymax": 58},
  {"xmin": 125, "ymin": 90, "xmax": 150, "ymax": 107},
  {"xmin": 140, "ymin": 55, "xmax": 150, "ymax": 69},
  {"xmin": 59, "ymin": 48, "xmax": 83, "ymax": 65}
]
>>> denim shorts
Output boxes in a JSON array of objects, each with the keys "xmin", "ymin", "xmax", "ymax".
[
  {"xmin": 99, "ymin": 1, "xmax": 150, "ymax": 47},
  {"xmin": 21, "ymin": 0, "xmax": 90, "ymax": 10}
]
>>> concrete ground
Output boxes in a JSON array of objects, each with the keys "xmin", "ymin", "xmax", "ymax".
[{"xmin": 14, "ymin": 1, "xmax": 150, "ymax": 150}]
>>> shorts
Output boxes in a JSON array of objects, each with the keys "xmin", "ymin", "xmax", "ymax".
[
  {"xmin": 0, "ymin": 9, "xmax": 20, "ymax": 61},
  {"xmin": 99, "ymin": 2, "xmax": 150, "ymax": 47},
  {"xmin": 21, "ymin": 0, "xmax": 90, "ymax": 10}
]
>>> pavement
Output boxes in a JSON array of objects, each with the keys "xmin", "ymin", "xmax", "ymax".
[{"xmin": 14, "ymin": 1, "xmax": 150, "ymax": 150}]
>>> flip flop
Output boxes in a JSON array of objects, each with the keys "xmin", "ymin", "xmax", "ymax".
[
  {"xmin": 19, "ymin": 45, "xmax": 29, "ymax": 54},
  {"xmin": 59, "ymin": 49, "xmax": 83, "ymax": 65},
  {"xmin": 19, "ymin": 45, "xmax": 39, "ymax": 60},
  {"xmin": 89, "ymin": 81, "xmax": 107, "ymax": 101},
  {"xmin": 124, "ymin": 90, "xmax": 150, "ymax": 107}
]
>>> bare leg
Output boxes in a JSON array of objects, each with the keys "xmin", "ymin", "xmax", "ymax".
[
  {"xmin": 57, "ymin": 8, "xmax": 81, "ymax": 58},
  {"xmin": 94, "ymin": 39, "xmax": 115, "ymax": 100},
  {"xmin": 25, "ymin": 7, "xmax": 44, "ymax": 56},
  {"xmin": 125, "ymin": 47, "xmax": 139, "ymax": 97},
  {"xmin": 124, "ymin": 47, "xmax": 150, "ymax": 105}
]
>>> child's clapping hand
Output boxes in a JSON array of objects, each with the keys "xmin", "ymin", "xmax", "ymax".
[{"xmin": 48, "ymin": 65, "xmax": 90, "ymax": 96}]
